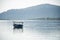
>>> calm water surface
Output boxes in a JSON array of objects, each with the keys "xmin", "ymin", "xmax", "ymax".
[{"xmin": 0, "ymin": 20, "xmax": 60, "ymax": 40}]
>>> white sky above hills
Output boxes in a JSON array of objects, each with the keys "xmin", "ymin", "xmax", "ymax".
[{"xmin": 0, "ymin": 0, "xmax": 60, "ymax": 13}]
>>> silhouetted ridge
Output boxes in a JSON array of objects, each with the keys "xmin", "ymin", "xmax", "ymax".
[{"xmin": 0, "ymin": 4, "xmax": 60, "ymax": 20}]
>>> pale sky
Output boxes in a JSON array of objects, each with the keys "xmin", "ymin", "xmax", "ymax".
[{"xmin": 0, "ymin": 0, "xmax": 60, "ymax": 13}]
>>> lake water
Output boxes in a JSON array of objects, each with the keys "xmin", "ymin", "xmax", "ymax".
[{"xmin": 0, "ymin": 20, "xmax": 60, "ymax": 40}]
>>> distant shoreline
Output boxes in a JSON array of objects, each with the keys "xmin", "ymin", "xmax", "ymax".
[
  {"xmin": 29, "ymin": 18, "xmax": 60, "ymax": 20},
  {"xmin": 0, "ymin": 18, "xmax": 60, "ymax": 20}
]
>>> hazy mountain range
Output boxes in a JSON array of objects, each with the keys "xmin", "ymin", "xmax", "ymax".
[{"xmin": 0, "ymin": 4, "xmax": 60, "ymax": 20}]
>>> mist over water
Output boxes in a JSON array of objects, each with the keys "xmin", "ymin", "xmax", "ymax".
[{"xmin": 0, "ymin": 20, "xmax": 60, "ymax": 40}]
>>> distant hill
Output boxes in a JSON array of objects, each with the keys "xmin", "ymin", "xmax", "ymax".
[{"xmin": 0, "ymin": 4, "xmax": 60, "ymax": 20}]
